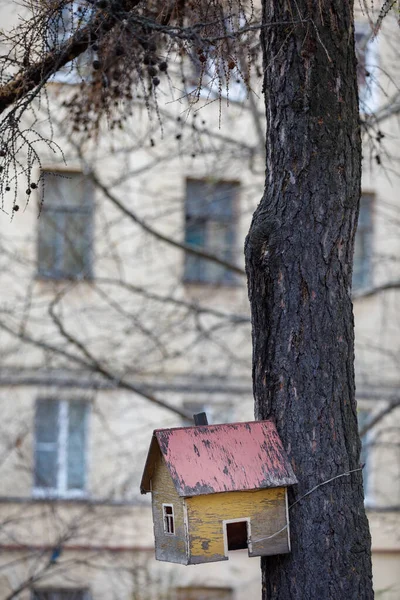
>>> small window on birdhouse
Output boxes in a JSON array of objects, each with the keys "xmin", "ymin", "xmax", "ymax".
[{"xmin": 163, "ymin": 504, "xmax": 175, "ymax": 535}]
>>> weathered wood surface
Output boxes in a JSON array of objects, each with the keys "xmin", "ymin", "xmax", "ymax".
[
  {"xmin": 142, "ymin": 421, "xmax": 296, "ymax": 497},
  {"xmin": 151, "ymin": 450, "xmax": 188, "ymax": 564},
  {"xmin": 186, "ymin": 487, "xmax": 288, "ymax": 564}
]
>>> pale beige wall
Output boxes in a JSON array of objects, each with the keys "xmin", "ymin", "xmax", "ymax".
[
  {"xmin": 0, "ymin": 547, "xmax": 262, "ymax": 600},
  {"xmin": 372, "ymin": 552, "xmax": 400, "ymax": 600}
]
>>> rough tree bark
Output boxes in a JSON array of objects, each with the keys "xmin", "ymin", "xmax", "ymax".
[{"xmin": 245, "ymin": 1, "xmax": 374, "ymax": 598}]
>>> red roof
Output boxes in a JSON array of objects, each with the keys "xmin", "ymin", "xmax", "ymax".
[{"xmin": 140, "ymin": 420, "xmax": 297, "ymax": 497}]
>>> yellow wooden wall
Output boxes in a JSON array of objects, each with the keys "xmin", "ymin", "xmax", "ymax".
[{"xmin": 185, "ymin": 487, "xmax": 289, "ymax": 564}]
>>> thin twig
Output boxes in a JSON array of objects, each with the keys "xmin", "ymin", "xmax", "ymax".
[{"xmin": 252, "ymin": 467, "xmax": 364, "ymax": 544}]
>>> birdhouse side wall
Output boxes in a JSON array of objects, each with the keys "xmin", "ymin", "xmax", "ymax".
[
  {"xmin": 186, "ymin": 487, "xmax": 289, "ymax": 564},
  {"xmin": 151, "ymin": 451, "xmax": 188, "ymax": 564}
]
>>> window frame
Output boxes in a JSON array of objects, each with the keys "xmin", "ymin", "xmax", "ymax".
[
  {"xmin": 162, "ymin": 503, "xmax": 176, "ymax": 536},
  {"xmin": 37, "ymin": 170, "xmax": 94, "ymax": 281},
  {"xmin": 355, "ymin": 22, "xmax": 379, "ymax": 115},
  {"xmin": 222, "ymin": 517, "xmax": 251, "ymax": 557},
  {"xmin": 33, "ymin": 398, "xmax": 89, "ymax": 499},
  {"xmin": 183, "ymin": 178, "xmax": 239, "ymax": 286},
  {"xmin": 31, "ymin": 588, "xmax": 91, "ymax": 600},
  {"xmin": 48, "ymin": 2, "xmax": 95, "ymax": 85},
  {"xmin": 353, "ymin": 191, "xmax": 374, "ymax": 293},
  {"xmin": 358, "ymin": 408, "xmax": 374, "ymax": 507}
]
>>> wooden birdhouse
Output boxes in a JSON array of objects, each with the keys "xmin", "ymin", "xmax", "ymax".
[{"xmin": 140, "ymin": 415, "xmax": 297, "ymax": 565}]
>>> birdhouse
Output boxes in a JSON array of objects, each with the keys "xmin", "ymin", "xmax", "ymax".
[{"xmin": 140, "ymin": 415, "xmax": 297, "ymax": 565}]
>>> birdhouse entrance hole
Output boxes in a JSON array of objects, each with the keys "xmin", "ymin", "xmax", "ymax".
[
  {"xmin": 223, "ymin": 518, "xmax": 251, "ymax": 554},
  {"xmin": 227, "ymin": 521, "xmax": 247, "ymax": 550}
]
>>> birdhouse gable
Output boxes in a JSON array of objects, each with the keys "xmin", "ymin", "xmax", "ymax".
[{"xmin": 140, "ymin": 420, "xmax": 297, "ymax": 497}]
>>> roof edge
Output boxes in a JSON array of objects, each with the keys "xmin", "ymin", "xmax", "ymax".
[{"xmin": 140, "ymin": 435, "xmax": 160, "ymax": 494}]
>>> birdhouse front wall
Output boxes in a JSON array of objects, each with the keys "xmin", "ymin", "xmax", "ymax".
[
  {"xmin": 151, "ymin": 451, "xmax": 188, "ymax": 564},
  {"xmin": 185, "ymin": 487, "xmax": 289, "ymax": 564}
]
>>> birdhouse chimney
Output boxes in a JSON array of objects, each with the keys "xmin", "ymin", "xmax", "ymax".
[{"xmin": 193, "ymin": 412, "xmax": 208, "ymax": 426}]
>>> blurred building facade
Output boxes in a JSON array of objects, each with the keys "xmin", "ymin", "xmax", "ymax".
[{"xmin": 0, "ymin": 4, "xmax": 399, "ymax": 600}]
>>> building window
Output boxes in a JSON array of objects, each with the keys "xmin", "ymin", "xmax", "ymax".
[
  {"xmin": 174, "ymin": 587, "xmax": 233, "ymax": 600},
  {"xmin": 184, "ymin": 179, "xmax": 238, "ymax": 284},
  {"xmin": 48, "ymin": 2, "xmax": 94, "ymax": 83},
  {"xmin": 32, "ymin": 589, "xmax": 91, "ymax": 600},
  {"xmin": 189, "ymin": 50, "xmax": 247, "ymax": 104},
  {"xmin": 358, "ymin": 409, "xmax": 371, "ymax": 503},
  {"xmin": 355, "ymin": 24, "xmax": 378, "ymax": 113},
  {"xmin": 37, "ymin": 171, "xmax": 93, "ymax": 280},
  {"xmin": 163, "ymin": 504, "xmax": 175, "ymax": 535},
  {"xmin": 34, "ymin": 399, "xmax": 89, "ymax": 497},
  {"xmin": 353, "ymin": 193, "xmax": 373, "ymax": 291}
]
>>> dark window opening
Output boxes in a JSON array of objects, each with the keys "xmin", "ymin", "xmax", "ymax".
[
  {"xmin": 163, "ymin": 504, "xmax": 175, "ymax": 534},
  {"xmin": 32, "ymin": 590, "xmax": 90, "ymax": 600},
  {"xmin": 226, "ymin": 521, "xmax": 248, "ymax": 551}
]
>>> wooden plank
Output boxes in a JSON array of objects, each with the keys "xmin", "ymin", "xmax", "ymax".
[{"xmin": 186, "ymin": 487, "xmax": 289, "ymax": 564}]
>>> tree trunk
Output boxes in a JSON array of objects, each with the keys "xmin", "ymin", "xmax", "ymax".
[{"xmin": 245, "ymin": 1, "xmax": 374, "ymax": 598}]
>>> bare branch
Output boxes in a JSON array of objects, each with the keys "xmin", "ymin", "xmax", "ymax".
[
  {"xmin": 91, "ymin": 171, "xmax": 246, "ymax": 276},
  {"xmin": 360, "ymin": 398, "xmax": 400, "ymax": 437},
  {"xmin": 0, "ymin": 318, "xmax": 193, "ymax": 421}
]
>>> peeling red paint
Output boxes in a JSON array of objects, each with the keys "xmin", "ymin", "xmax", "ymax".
[{"xmin": 141, "ymin": 420, "xmax": 297, "ymax": 496}]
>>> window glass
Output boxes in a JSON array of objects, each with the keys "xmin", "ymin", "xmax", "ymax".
[
  {"xmin": 37, "ymin": 172, "xmax": 93, "ymax": 279},
  {"xmin": 353, "ymin": 193, "xmax": 373, "ymax": 291},
  {"xmin": 184, "ymin": 180, "xmax": 238, "ymax": 284},
  {"xmin": 67, "ymin": 402, "xmax": 87, "ymax": 490},
  {"xmin": 47, "ymin": 2, "xmax": 94, "ymax": 83},
  {"xmin": 34, "ymin": 400, "xmax": 88, "ymax": 495},
  {"xmin": 34, "ymin": 400, "xmax": 59, "ymax": 489},
  {"xmin": 63, "ymin": 212, "xmax": 91, "ymax": 276},
  {"xmin": 174, "ymin": 587, "xmax": 233, "ymax": 600},
  {"xmin": 32, "ymin": 589, "xmax": 90, "ymax": 600},
  {"xmin": 358, "ymin": 409, "xmax": 371, "ymax": 499},
  {"xmin": 355, "ymin": 24, "xmax": 378, "ymax": 113}
]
